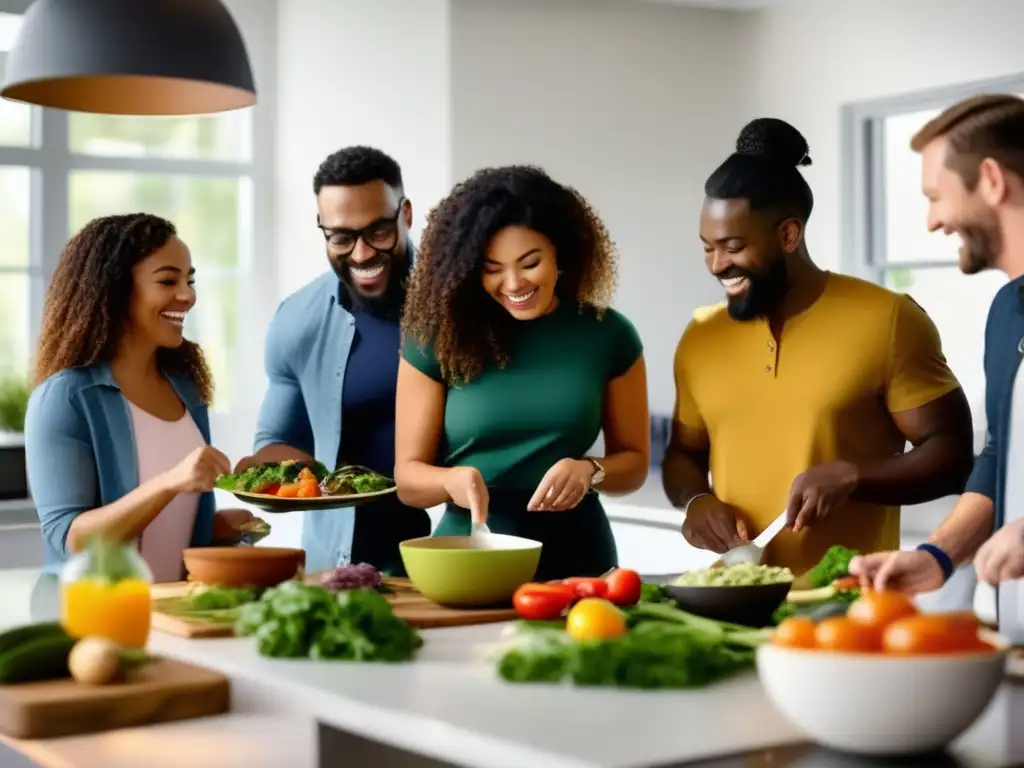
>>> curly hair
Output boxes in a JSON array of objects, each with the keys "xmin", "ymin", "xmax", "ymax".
[
  {"xmin": 34, "ymin": 213, "xmax": 214, "ymax": 404},
  {"xmin": 402, "ymin": 165, "xmax": 618, "ymax": 383}
]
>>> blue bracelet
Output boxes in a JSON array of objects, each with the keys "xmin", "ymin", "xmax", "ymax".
[{"xmin": 916, "ymin": 543, "xmax": 954, "ymax": 582}]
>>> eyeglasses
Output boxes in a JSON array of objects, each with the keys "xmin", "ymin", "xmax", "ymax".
[{"xmin": 317, "ymin": 198, "xmax": 406, "ymax": 257}]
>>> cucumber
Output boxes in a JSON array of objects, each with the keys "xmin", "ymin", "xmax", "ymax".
[
  {"xmin": 0, "ymin": 621, "xmax": 67, "ymax": 656},
  {"xmin": 0, "ymin": 633, "xmax": 77, "ymax": 684}
]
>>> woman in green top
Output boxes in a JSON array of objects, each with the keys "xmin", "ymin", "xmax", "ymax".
[{"xmin": 395, "ymin": 165, "xmax": 650, "ymax": 580}]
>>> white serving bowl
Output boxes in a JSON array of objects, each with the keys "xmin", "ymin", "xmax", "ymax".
[{"xmin": 756, "ymin": 635, "xmax": 1008, "ymax": 756}]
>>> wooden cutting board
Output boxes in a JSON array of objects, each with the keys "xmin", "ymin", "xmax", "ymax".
[
  {"xmin": 151, "ymin": 577, "xmax": 519, "ymax": 639},
  {"xmin": 0, "ymin": 657, "xmax": 229, "ymax": 739},
  {"xmin": 378, "ymin": 578, "xmax": 520, "ymax": 628}
]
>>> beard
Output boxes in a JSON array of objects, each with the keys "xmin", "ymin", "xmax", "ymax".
[
  {"xmin": 957, "ymin": 213, "xmax": 1002, "ymax": 276},
  {"xmin": 331, "ymin": 248, "xmax": 410, "ymax": 320},
  {"xmin": 725, "ymin": 256, "xmax": 790, "ymax": 322}
]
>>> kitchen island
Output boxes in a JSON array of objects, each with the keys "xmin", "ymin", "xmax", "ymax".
[{"xmin": 0, "ymin": 567, "xmax": 1021, "ymax": 768}]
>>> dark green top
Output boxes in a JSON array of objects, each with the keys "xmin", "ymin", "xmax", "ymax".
[{"xmin": 401, "ymin": 302, "xmax": 643, "ymax": 489}]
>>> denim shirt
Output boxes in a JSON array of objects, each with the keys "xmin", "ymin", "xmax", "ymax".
[
  {"xmin": 253, "ymin": 272, "xmax": 360, "ymax": 571},
  {"xmin": 964, "ymin": 276, "xmax": 1024, "ymax": 528},
  {"xmin": 24, "ymin": 363, "xmax": 216, "ymax": 574}
]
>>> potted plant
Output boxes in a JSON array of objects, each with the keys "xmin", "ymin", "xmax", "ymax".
[{"xmin": 0, "ymin": 375, "xmax": 30, "ymax": 500}]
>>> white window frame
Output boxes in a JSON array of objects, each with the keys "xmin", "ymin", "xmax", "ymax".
[
  {"xmin": 0, "ymin": 0, "xmax": 275, "ymax": 419},
  {"xmin": 841, "ymin": 72, "xmax": 1024, "ymax": 282}
]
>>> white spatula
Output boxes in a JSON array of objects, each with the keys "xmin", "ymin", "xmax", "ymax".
[{"xmin": 715, "ymin": 509, "xmax": 789, "ymax": 567}]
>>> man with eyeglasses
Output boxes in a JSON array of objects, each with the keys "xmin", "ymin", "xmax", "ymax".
[{"xmin": 236, "ymin": 146, "xmax": 430, "ymax": 574}]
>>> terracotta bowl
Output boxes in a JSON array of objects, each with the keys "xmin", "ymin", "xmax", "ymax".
[{"xmin": 182, "ymin": 547, "xmax": 305, "ymax": 588}]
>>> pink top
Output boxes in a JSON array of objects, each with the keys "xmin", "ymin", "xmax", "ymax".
[{"xmin": 127, "ymin": 401, "xmax": 205, "ymax": 583}]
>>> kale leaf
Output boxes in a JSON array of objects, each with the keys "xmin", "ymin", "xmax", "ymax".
[
  {"xmin": 234, "ymin": 580, "xmax": 422, "ymax": 662},
  {"xmin": 807, "ymin": 545, "xmax": 859, "ymax": 588},
  {"xmin": 496, "ymin": 603, "xmax": 771, "ymax": 689},
  {"xmin": 216, "ymin": 461, "xmax": 329, "ymax": 493}
]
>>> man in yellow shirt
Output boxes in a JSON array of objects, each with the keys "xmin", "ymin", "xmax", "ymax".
[{"xmin": 663, "ymin": 117, "xmax": 976, "ymax": 575}]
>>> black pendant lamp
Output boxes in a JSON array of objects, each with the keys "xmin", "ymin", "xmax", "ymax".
[{"xmin": 1, "ymin": 0, "xmax": 256, "ymax": 115}]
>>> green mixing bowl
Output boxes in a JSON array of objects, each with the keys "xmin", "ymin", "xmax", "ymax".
[{"xmin": 399, "ymin": 534, "xmax": 543, "ymax": 607}]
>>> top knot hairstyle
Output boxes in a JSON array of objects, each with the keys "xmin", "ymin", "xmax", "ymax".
[
  {"xmin": 704, "ymin": 117, "xmax": 815, "ymax": 220},
  {"xmin": 910, "ymin": 93, "xmax": 1024, "ymax": 191},
  {"xmin": 402, "ymin": 165, "xmax": 618, "ymax": 384},
  {"xmin": 34, "ymin": 213, "xmax": 213, "ymax": 403}
]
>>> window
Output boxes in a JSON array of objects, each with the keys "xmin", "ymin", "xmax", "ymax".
[
  {"xmin": 67, "ymin": 172, "xmax": 251, "ymax": 405},
  {"xmin": 843, "ymin": 77, "xmax": 1024, "ymax": 419},
  {"xmin": 0, "ymin": 12, "xmax": 33, "ymax": 381},
  {"xmin": 0, "ymin": 11, "xmax": 254, "ymax": 411}
]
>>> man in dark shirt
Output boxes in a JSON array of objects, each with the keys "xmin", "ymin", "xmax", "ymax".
[
  {"xmin": 851, "ymin": 95, "xmax": 1024, "ymax": 598},
  {"xmin": 236, "ymin": 146, "xmax": 430, "ymax": 573}
]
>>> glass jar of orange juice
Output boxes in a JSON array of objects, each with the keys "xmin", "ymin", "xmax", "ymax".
[{"xmin": 60, "ymin": 537, "xmax": 154, "ymax": 649}]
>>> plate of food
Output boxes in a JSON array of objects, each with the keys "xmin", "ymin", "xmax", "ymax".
[{"xmin": 215, "ymin": 460, "xmax": 396, "ymax": 512}]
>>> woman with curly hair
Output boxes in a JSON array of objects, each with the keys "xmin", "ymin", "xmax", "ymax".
[
  {"xmin": 395, "ymin": 166, "xmax": 650, "ymax": 579},
  {"xmin": 25, "ymin": 213, "xmax": 254, "ymax": 580}
]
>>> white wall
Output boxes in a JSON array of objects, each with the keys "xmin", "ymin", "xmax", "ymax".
[
  {"xmin": 274, "ymin": 0, "xmax": 453, "ymax": 300},
  {"xmin": 746, "ymin": 0, "xmax": 1024, "ymax": 274},
  {"xmin": 264, "ymin": 0, "xmax": 452, "ymax": 544},
  {"xmin": 450, "ymin": 0, "xmax": 753, "ymax": 415},
  {"xmin": 747, "ymin": 0, "xmax": 1024, "ymax": 535},
  {"xmin": 264, "ymin": 0, "xmax": 1022, "ymax": 533},
  {"xmin": 209, "ymin": 0, "xmax": 279, "ymax": 464}
]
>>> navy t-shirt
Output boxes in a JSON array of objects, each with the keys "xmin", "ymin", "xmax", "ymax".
[{"xmin": 337, "ymin": 308, "xmax": 402, "ymax": 476}]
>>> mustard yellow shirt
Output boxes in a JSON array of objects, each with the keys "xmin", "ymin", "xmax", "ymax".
[{"xmin": 673, "ymin": 273, "xmax": 961, "ymax": 574}]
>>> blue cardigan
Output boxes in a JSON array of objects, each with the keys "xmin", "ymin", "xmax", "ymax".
[
  {"xmin": 24, "ymin": 362, "xmax": 215, "ymax": 574},
  {"xmin": 964, "ymin": 275, "xmax": 1024, "ymax": 529}
]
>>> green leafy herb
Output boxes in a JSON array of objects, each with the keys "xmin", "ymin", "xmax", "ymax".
[
  {"xmin": 154, "ymin": 586, "xmax": 260, "ymax": 625},
  {"xmin": 216, "ymin": 461, "xmax": 329, "ymax": 493},
  {"xmin": 638, "ymin": 583, "xmax": 671, "ymax": 604},
  {"xmin": 772, "ymin": 545, "xmax": 862, "ymax": 624},
  {"xmin": 807, "ymin": 545, "xmax": 859, "ymax": 588},
  {"xmin": 234, "ymin": 580, "xmax": 422, "ymax": 661},
  {"xmin": 497, "ymin": 603, "xmax": 771, "ymax": 689},
  {"xmin": 320, "ymin": 466, "xmax": 395, "ymax": 496}
]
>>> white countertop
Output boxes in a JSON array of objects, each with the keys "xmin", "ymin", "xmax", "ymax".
[
  {"xmin": 0, "ymin": 567, "xmax": 806, "ymax": 768},
  {"xmin": 150, "ymin": 623, "xmax": 805, "ymax": 768},
  {"xmin": 1, "ymin": 567, "xmax": 1015, "ymax": 768}
]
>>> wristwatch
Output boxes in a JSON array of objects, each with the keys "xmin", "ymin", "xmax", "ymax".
[{"xmin": 584, "ymin": 457, "xmax": 606, "ymax": 488}]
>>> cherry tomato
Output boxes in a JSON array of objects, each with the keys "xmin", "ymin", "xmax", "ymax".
[
  {"xmin": 512, "ymin": 583, "xmax": 576, "ymax": 621},
  {"xmin": 773, "ymin": 617, "xmax": 817, "ymax": 649},
  {"xmin": 847, "ymin": 590, "xmax": 918, "ymax": 629},
  {"xmin": 882, "ymin": 614, "xmax": 989, "ymax": 655},
  {"xmin": 565, "ymin": 598, "xmax": 628, "ymax": 641},
  {"xmin": 814, "ymin": 617, "xmax": 882, "ymax": 653},
  {"xmin": 604, "ymin": 569, "xmax": 643, "ymax": 606},
  {"xmin": 563, "ymin": 577, "xmax": 608, "ymax": 600},
  {"xmin": 262, "ymin": 484, "xmax": 281, "ymax": 496}
]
